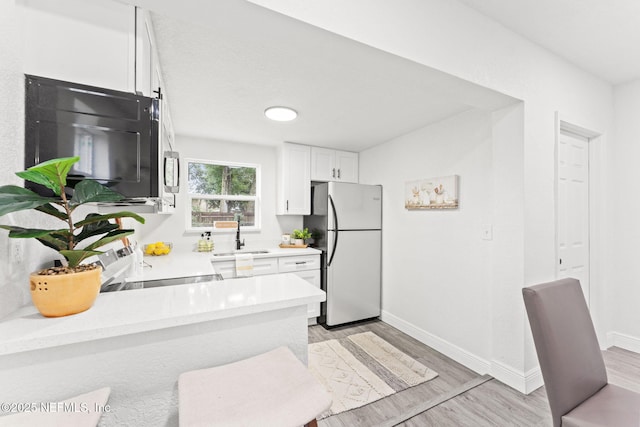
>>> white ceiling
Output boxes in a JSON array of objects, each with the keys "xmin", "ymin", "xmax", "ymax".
[
  {"xmin": 456, "ymin": 0, "xmax": 640, "ymax": 85},
  {"xmin": 121, "ymin": 0, "xmax": 639, "ymax": 152},
  {"xmin": 122, "ymin": 0, "xmax": 514, "ymax": 151}
]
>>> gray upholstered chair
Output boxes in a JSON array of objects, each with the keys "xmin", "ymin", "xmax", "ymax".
[{"xmin": 523, "ymin": 278, "xmax": 640, "ymax": 427}]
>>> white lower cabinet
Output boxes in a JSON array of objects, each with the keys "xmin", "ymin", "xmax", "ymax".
[
  {"xmin": 209, "ymin": 261, "xmax": 235, "ymax": 279},
  {"xmin": 211, "ymin": 254, "xmax": 321, "ymax": 321},
  {"xmin": 278, "ymin": 256, "xmax": 321, "ymax": 321},
  {"xmin": 291, "ymin": 269, "xmax": 320, "ymax": 319}
]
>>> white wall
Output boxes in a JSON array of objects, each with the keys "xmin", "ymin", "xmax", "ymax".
[
  {"xmin": 490, "ymin": 102, "xmax": 528, "ymax": 384},
  {"xmin": 251, "ymin": 0, "xmax": 615, "ymax": 392},
  {"xmin": 135, "ymin": 135, "xmax": 302, "ymax": 253},
  {"xmin": 360, "ymin": 109, "xmax": 494, "ymax": 364},
  {"xmin": 0, "ymin": 0, "xmax": 137, "ymax": 318},
  {"xmin": 608, "ymin": 79, "xmax": 640, "ymax": 352},
  {"xmin": 0, "ymin": 0, "xmax": 50, "ymax": 319}
]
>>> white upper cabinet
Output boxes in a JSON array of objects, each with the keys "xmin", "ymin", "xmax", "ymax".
[
  {"xmin": 310, "ymin": 147, "xmax": 335, "ymax": 182},
  {"xmin": 22, "ymin": 0, "xmax": 135, "ymax": 92},
  {"xmin": 334, "ymin": 150, "xmax": 359, "ymax": 183},
  {"xmin": 136, "ymin": 9, "xmax": 165, "ymax": 99},
  {"xmin": 136, "ymin": 9, "xmax": 176, "ymax": 149},
  {"xmin": 21, "ymin": 1, "xmax": 167, "ymax": 102},
  {"xmin": 310, "ymin": 147, "xmax": 358, "ymax": 183},
  {"xmin": 135, "ymin": 9, "xmax": 154, "ymax": 97},
  {"xmin": 277, "ymin": 143, "xmax": 311, "ymax": 215}
]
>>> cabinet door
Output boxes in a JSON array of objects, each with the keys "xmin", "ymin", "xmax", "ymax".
[
  {"xmin": 311, "ymin": 147, "xmax": 336, "ymax": 181},
  {"xmin": 292, "ymin": 269, "xmax": 321, "ymax": 318},
  {"xmin": 310, "ymin": 147, "xmax": 358, "ymax": 183},
  {"xmin": 22, "ymin": 0, "xmax": 135, "ymax": 92},
  {"xmin": 335, "ymin": 150, "xmax": 359, "ymax": 183},
  {"xmin": 278, "ymin": 143, "xmax": 310, "ymax": 215},
  {"xmin": 135, "ymin": 9, "xmax": 153, "ymax": 96}
]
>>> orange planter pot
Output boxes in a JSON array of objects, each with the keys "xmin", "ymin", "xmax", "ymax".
[{"xmin": 29, "ymin": 268, "xmax": 102, "ymax": 317}]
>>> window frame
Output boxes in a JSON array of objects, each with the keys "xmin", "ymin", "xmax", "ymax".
[{"xmin": 185, "ymin": 157, "xmax": 261, "ymax": 233}]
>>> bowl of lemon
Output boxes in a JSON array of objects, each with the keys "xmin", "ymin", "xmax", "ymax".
[{"xmin": 144, "ymin": 241, "xmax": 172, "ymax": 256}]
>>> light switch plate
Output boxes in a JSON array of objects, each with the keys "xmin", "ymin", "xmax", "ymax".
[{"xmin": 481, "ymin": 224, "xmax": 493, "ymax": 240}]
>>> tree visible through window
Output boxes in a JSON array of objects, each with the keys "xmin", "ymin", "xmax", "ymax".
[{"xmin": 187, "ymin": 160, "xmax": 259, "ymax": 229}]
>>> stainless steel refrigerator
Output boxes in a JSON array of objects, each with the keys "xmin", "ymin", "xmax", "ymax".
[{"xmin": 304, "ymin": 182, "xmax": 382, "ymax": 327}]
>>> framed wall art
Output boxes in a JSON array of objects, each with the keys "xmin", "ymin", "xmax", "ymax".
[{"xmin": 405, "ymin": 175, "xmax": 458, "ymax": 210}]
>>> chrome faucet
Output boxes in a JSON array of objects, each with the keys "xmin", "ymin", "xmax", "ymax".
[{"xmin": 235, "ymin": 220, "xmax": 245, "ymax": 250}]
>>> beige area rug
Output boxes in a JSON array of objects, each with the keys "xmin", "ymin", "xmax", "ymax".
[{"xmin": 308, "ymin": 332, "xmax": 438, "ymax": 418}]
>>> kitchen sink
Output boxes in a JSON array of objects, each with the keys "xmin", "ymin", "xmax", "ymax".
[{"xmin": 212, "ymin": 250, "xmax": 270, "ymax": 257}]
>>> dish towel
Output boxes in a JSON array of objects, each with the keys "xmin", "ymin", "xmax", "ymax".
[{"xmin": 235, "ymin": 253, "xmax": 254, "ymax": 277}]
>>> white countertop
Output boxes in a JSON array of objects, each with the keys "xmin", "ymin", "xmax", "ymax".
[{"xmin": 0, "ymin": 273, "xmax": 325, "ymax": 357}]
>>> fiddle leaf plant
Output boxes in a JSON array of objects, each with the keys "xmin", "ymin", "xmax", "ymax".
[{"xmin": 0, "ymin": 156, "xmax": 145, "ymax": 270}]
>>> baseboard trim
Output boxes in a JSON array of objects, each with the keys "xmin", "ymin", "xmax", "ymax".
[
  {"xmin": 607, "ymin": 331, "xmax": 640, "ymax": 353},
  {"xmin": 380, "ymin": 310, "xmax": 541, "ymax": 394},
  {"xmin": 525, "ymin": 366, "xmax": 544, "ymax": 393},
  {"xmin": 380, "ymin": 310, "xmax": 491, "ymax": 375},
  {"xmin": 491, "ymin": 359, "xmax": 543, "ymax": 394}
]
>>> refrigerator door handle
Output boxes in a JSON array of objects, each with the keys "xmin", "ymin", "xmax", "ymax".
[{"xmin": 327, "ymin": 194, "xmax": 339, "ymax": 267}]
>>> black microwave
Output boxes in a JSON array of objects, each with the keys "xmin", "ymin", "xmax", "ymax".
[{"xmin": 25, "ymin": 75, "xmax": 178, "ymax": 201}]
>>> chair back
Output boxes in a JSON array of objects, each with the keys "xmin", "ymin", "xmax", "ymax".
[{"xmin": 522, "ymin": 278, "xmax": 607, "ymax": 427}]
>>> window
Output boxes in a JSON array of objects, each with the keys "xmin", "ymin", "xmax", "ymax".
[{"xmin": 186, "ymin": 159, "xmax": 260, "ymax": 231}]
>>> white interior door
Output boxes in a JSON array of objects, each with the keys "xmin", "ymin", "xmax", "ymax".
[{"xmin": 557, "ymin": 131, "xmax": 590, "ymax": 304}]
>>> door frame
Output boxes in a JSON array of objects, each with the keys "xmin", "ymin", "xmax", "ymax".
[{"xmin": 554, "ymin": 112, "xmax": 605, "ymax": 338}]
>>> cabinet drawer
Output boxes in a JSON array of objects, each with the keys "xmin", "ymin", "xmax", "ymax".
[
  {"xmin": 252, "ymin": 257, "xmax": 278, "ymax": 275},
  {"xmin": 210, "ymin": 260, "xmax": 235, "ymax": 279},
  {"xmin": 212, "ymin": 257, "xmax": 278, "ymax": 278},
  {"xmin": 278, "ymin": 255, "xmax": 320, "ymax": 272}
]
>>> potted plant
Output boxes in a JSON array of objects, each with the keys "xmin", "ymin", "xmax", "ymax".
[
  {"xmin": 291, "ymin": 228, "xmax": 312, "ymax": 246},
  {"xmin": 0, "ymin": 156, "xmax": 145, "ymax": 317}
]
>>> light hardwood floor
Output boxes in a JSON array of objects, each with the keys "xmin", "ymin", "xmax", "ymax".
[{"xmin": 310, "ymin": 320, "xmax": 640, "ymax": 427}]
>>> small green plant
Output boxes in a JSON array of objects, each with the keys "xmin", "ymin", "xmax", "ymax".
[
  {"xmin": 0, "ymin": 156, "xmax": 145, "ymax": 270},
  {"xmin": 292, "ymin": 228, "xmax": 312, "ymax": 241}
]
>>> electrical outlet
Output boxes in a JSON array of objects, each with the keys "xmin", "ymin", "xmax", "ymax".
[
  {"xmin": 10, "ymin": 240, "xmax": 23, "ymax": 263},
  {"xmin": 481, "ymin": 224, "xmax": 493, "ymax": 241}
]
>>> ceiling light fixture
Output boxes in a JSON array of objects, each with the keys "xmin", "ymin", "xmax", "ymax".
[{"xmin": 264, "ymin": 106, "xmax": 298, "ymax": 122}]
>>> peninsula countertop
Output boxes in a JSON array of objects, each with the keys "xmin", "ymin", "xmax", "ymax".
[{"xmin": 0, "ymin": 273, "xmax": 326, "ymax": 356}]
